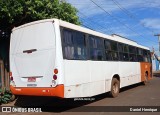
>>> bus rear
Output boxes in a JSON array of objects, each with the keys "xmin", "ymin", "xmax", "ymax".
[{"xmin": 9, "ymin": 20, "xmax": 64, "ymax": 97}]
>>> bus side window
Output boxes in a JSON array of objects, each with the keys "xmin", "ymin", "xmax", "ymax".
[
  {"xmin": 129, "ymin": 54, "xmax": 137, "ymax": 62},
  {"xmin": 64, "ymin": 46, "xmax": 74, "ymax": 59},
  {"xmin": 117, "ymin": 43, "xmax": 129, "ymax": 61},
  {"xmin": 90, "ymin": 49, "xmax": 103, "ymax": 60},
  {"xmin": 63, "ymin": 29, "xmax": 74, "ymax": 59},
  {"xmin": 129, "ymin": 46, "xmax": 137, "ymax": 62},
  {"xmin": 124, "ymin": 45, "xmax": 129, "ymax": 53},
  {"xmin": 105, "ymin": 40, "xmax": 111, "ymax": 50},
  {"xmin": 105, "ymin": 40, "xmax": 119, "ymax": 61},
  {"xmin": 89, "ymin": 36, "xmax": 104, "ymax": 61},
  {"xmin": 73, "ymin": 32, "xmax": 87, "ymax": 60},
  {"xmin": 111, "ymin": 51, "xmax": 119, "ymax": 60},
  {"xmin": 143, "ymin": 50, "xmax": 151, "ymax": 62},
  {"xmin": 143, "ymin": 50, "xmax": 148, "ymax": 62},
  {"xmin": 105, "ymin": 51, "xmax": 112, "ymax": 60},
  {"xmin": 62, "ymin": 29, "xmax": 87, "ymax": 60},
  {"xmin": 119, "ymin": 52, "xmax": 129, "ymax": 61},
  {"xmin": 137, "ymin": 48, "xmax": 143, "ymax": 62}
]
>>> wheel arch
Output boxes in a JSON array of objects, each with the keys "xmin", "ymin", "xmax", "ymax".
[
  {"xmin": 112, "ymin": 74, "xmax": 120, "ymax": 82},
  {"xmin": 145, "ymin": 71, "xmax": 148, "ymax": 76},
  {"xmin": 110, "ymin": 74, "xmax": 120, "ymax": 98}
]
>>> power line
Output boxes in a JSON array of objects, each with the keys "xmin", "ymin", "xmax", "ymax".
[
  {"xmin": 78, "ymin": 11, "xmax": 115, "ymax": 34},
  {"xmin": 78, "ymin": 13, "xmax": 110, "ymax": 33},
  {"xmin": 65, "ymin": 0, "xmax": 157, "ymax": 44},
  {"xmin": 80, "ymin": 17, "xmax": 105, "ymax": 32},
  {"xmin": 111, "ymin": 0, "xmax": 155, "ymax": 36},
  {"xmin": 89, "ymin": 0, "xmax": 157, "ymax": 44},
  {"xmin": 111, "ymin": 0, "xmax": 135, "ymax": 18}
]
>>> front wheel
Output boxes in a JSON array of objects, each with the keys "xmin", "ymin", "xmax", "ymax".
[{"xmin": 110, "ymin": 78, "xmax": 120, "ymax": 98}]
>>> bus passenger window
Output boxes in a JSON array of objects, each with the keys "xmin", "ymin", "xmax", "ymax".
[
  {"xmin": 63, "ymin": 30, "xmax": 73, "ymax": 44},
  {"xmin": 118, "ymin": 43, "xmax": 123, "ymax": 52},
  {"xmin": 129, "ymin": 54, "xmax": 137, "ymax": 62},
  {"xmin": 111, "ymin": 41, "xmax": 118, "ymax": 51},
  {"xmin": 129, "ymin": 46, "xmax": 136, "ymax": 54},
  {"xmin": 97, "ymin": 50, "xmax": 103, "ymax": 60},
  {"xmin": 62, "ymin": 28, "xmax": 87, "ymax": 60},
  {"xmin": 124, "ymin": 45, "xmax": 129, "ymax": 53},
  {"xmin": 106, "ymin": 51, "xmax": 112, "ymax": 60},
  {"xmin": 106, "ymin": 51, "xmax": 118, "ymax": 61},
  {"xmin": 143, "ymin": 50, "xmax": 150, "ymax": 62},
  {"xmin": 73, "ymin": 32, "xmax": 87, "ymax": 60},
  {"xmin": 64, "ymin": 46, "xmax": 74, "ymax": 59},
  {"xmin": 74, "ymin": 46, "xmax": 87, "ymax": 60},
  {"xmin": 111, "ymin": 52, "xmax": 119, "ymax": 60},
  {"xmin": 90, "ymin": 49, "xmax": 103, "ymax": 61},
  {"xmin": 137, "ymin": 55, "xmax": 143, "ymax": 62},
  {"xmin": 89, "ymin": 36, "xmax": 104, "ymax": 61},
  {"xmin": 105, "ymin": 40, "xmax": 111, "ymax": 50}
]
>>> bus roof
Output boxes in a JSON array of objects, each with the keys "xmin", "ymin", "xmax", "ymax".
[{"xmin": 12, "ymin": 18, "xmax": 149, "ymax": 50}]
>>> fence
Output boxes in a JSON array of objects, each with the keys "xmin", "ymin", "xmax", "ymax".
[{"xmin": 0, "ymin": 59, "xmax": 10, "ymax": 89}]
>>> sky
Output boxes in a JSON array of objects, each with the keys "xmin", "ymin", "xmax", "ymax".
[{"xmin": 66, "ymin": 0, "xmax": 160, "ymax": 54}]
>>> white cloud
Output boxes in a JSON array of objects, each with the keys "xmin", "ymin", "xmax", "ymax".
[
  {"xmin": 140, "ymin": 18, "xmax": 160, "ymax": 29},
  {"xmin": 66, "ymin": 0, "xmax": 104, "ymax": 17},
  {"xmin": 66, "ymin": 0, "xmax": 160, "ymax": 17}
]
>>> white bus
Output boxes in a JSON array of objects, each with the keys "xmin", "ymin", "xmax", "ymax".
[{"xmin": 10, "ymin": 19, "xmax": 152, "ymax": 98}]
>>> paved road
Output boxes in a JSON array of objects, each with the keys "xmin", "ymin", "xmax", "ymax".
[{"xmin": 2, "ymin": 76, "xmax": 160, "ymax": 114}]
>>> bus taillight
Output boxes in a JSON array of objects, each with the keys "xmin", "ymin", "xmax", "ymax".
[
  {"xmin": 9, "ymin": 72, "xmax": 12, "ymax": 77},
  {"xmin": 53, "ymin": 75, "xmax": 57, "ymax": 80},
  {"xmin": 10, "ymin": 77, "xmax": 13, "ymax": 81},
  {"xmin": 53, "ymin": 68, "xmax": 58, "ymax": 80},
  {"xmin": 10, "ymin": 72, "xmax": 13, "ymax": 81},
  {"xmin": 54, "ymin": 69, "xmax": 58, "ymax": 74},
  {"xmin": 52, "ymin": 69, "xmax": 58, "ymax": 87}
]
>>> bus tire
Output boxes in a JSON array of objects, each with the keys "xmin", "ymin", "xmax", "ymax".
[
  {"xmin": 110, "ymin": 78, "xmax": 120, "ymax": 98},
  {"xmin": 10, "ymin": 95, "xmax": 16, "ymax": 101},
  {"xmin": 142, "ymin": 72, "xmax": 148, "ymax": 85}
]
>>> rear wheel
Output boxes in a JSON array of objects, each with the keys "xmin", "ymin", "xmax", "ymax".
[
  {"xmin": 143, "ymin": 73, "xmax": 148, "ymax": 85},
  {"xmin": 10, "ymin": 95, "xmax": 16, "ymax": 101},
  {"xmin": 110, "ymin": 78, "xmax": 120, "ymax": 98}
]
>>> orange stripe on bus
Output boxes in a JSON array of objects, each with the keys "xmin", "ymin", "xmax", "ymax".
[
  {"xmin": 140, "ymin": 62, "xmax": 152, "ymax": 82},
  {"xmin": 10, "ymin": 85, "xmax": 64, "ymax": 98}
]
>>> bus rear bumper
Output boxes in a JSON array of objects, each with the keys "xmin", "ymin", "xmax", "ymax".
[{"xmin": 10, "ymin": 85, "xmax": 64, "ymax": 98}]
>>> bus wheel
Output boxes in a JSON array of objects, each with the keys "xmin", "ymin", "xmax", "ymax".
[
  {"xmin": 143, "ymin": 73, "xmax": 148, "ymax": 85},
  {"xmin": 110, "ymin": 78, "xmax": 120, "ymax": 98}
]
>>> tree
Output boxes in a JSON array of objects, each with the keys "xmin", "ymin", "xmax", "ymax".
[
  {"xmin": 0, "ymin": 0, "xmax": 80, "ymax": 29},
  {"xmin": 0, "ymin": 0, "xmax": 81, "ymax": 70}
]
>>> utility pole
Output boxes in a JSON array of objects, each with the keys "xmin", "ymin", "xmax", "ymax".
[{"xmin": 154, "ymin": 34, "xmax": 160, "ymax": 55}]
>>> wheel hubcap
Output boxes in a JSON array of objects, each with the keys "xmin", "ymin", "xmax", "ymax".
[{"xmin": 113, "ymin": 83, "xmax": 118, "ymax": 93}]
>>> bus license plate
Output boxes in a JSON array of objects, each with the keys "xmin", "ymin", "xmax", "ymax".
[
  {"xmin": 28, "ymin": 77, "xmax": 36, "ymax": 82},
  {"xmin": 27, "ymin": 84, "xmax": 37, "ymax": 87}
]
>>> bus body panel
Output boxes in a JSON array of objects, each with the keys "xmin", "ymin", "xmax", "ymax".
[
  {"xmin": 10, "ymin": 21, "xmax": 63, "ymax": 96},
  {"xmin": 118, "ymin": 62, "xmax": 141, "ymax": 88},
  {"xmin": 63, "ymin": 61, "xmax": 141, "ymax": 98},
  {"xmin": 10, "ymin": 85, "xmax": 64, "ymax": 97},
  {"xmin": 53, "ymin": 19, "xmax": 65, "ymax": 85}
]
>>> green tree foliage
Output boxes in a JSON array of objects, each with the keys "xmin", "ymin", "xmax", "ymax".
[
  {"xmin": 0, "ymin": 0, "xmax": 81, "ymax": 70},
  {"xmin": 0, "ymin": 0, "xmax": 80, "ymax": 30},
  {"xmin": 0, "ymin": 88, "xmax": 13, "ymax": 105}
]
